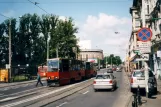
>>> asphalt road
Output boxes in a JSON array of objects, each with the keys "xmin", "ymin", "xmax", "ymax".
[
  {"xmin": 43, "ymin": 69, "xmax": 129, "ymax": 107},
  {"xmin": 0, "ymin": 81, "xmax": 47, "ymax": 99},
  {"xmin": 0, "ymin": 69, "xmax": 131, "ymax": 107}
]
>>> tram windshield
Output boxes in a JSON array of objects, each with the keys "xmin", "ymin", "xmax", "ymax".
[{"xmin": 47, "ymin": 60, "xmax": 59, "ymax": 72}]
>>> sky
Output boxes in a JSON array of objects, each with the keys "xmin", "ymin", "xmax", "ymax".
[{"xmin": 0, "ymin": 0, "xmax": 133, "ymax": 60}]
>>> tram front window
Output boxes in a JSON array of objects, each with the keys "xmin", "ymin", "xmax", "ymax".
[{"xmin": 47, "ymin": 60, "xmax": 59, "ymax": 72}]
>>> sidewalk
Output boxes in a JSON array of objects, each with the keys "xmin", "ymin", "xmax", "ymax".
[
  {"xmin": 140, "ymin": 79, "xmax": 161, "ymax": 107},
  {"xmin": 0, "ymin": 78, "xmax": 46, "ymax": 88},
  {"xmin": 127, "ymin": 79, "xmax": 161, "ymax": 107}
]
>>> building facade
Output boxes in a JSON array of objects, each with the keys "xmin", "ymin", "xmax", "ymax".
[
  {"xmin": 128, "ymin": 0, "xmax": 161, "ymax": 79},
  {"xmin": 78, "ymin": 49, "xmax": 103, "ymax": 62}
]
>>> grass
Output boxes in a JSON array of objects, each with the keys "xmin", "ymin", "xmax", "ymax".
[{"xmin": 12, "ymin": 74, "xmax": 36, "ymax": 82}]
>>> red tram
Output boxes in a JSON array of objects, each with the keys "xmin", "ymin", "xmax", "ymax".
[
  {"xmin": 46, "ymin": 58, "xmax": 96, "ymax": 86},
  {"xmin": 38, "ymin": 65, "xmax": 47, "ymax": 77}
]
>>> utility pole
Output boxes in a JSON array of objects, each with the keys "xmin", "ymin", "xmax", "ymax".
[
  {"xmin": 9, "ymin": 19, "xmax": 12, "ymax": 83},
  {"xmin": 56, "ymin": 43, "xmax": 59, "ymax": 58},
  {"xmin": 47, "ymin": 32, "xmax": 50, "ymax": 59},
  {"xmin": 111, "ymin": 57, "xmax": 112, "ymax": 68},
  {"xmin": 142, "ymin": 0, "xmax": 149, "ymax": 98},
  {"xmin": 106, "ymin": 56, "xmax": 107, "ymax": 68}
]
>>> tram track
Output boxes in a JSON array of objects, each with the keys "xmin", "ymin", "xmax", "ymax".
[{"xmin": 0, "ymin": 78, "xmax": 94, "ymax": 107}]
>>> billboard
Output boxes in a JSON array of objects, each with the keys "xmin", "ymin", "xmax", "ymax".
[
  {"xmin": 88, "ymin": 58, "xmax": 98, "ymax": 63},
  {"xmin": 0, "ymin": 69, "xmax": 8, "ymax": 82}
]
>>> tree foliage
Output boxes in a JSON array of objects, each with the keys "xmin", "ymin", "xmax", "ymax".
[
  {"xmin": 104, "ymin": 54, "xmax": 122, "ymax": 65},
  {"xmin": 0, "ymin": 13, "xmax": 80, "ymax": 67}
]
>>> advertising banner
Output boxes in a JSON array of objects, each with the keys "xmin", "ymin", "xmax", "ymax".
[{"xmin": 88, "ymin": 58, "xmax": 98, "ymax": 63}]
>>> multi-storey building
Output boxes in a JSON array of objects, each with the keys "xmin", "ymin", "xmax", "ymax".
[
  {"xmin": 148, "ymin": 0, "xmax": 161, "ymax": 79},
  {"xmin": 128, "ymin": 0, "xmax": 161, "ymax": 79}
]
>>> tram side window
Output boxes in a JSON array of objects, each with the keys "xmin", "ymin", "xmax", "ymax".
[
  {"xmin": 77, "ymin": 61, "xmax": 80, "ymax": 71},
  {"xmin": 74, "ymin": 60, "xmax": 78, "ymax": 71},
  {"xmin": 80, "ymin": 61, "xmax": 85, "ymax": 70},
  {"xmin": 62, "ymin": 59, "xmax": 69, "ymax": 72},
  {"xmin": 86, "ymin": 62, "xmax": 90, "ymax": 70},
  {"xmin": 70, "ymin": 60, "xmax": 74, "ymax": 71}
]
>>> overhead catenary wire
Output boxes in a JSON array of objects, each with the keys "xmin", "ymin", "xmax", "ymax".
[
  {"xmin": 0, "ymin": 0, "xmax": 131, "ymax": 4},
  {"xmin": 0, "ymin": 13, "xmax": 10, "ymax": 19},
  {"xmin": 27, "ymin": 0, "xmax": 49, "ymax": 14}
]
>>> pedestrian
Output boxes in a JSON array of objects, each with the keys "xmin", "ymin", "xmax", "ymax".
[{"xmin": 36, "ymin": 71, "xmax": 43, "ymax": 87}]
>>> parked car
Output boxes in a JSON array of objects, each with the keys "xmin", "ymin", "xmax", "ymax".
[
  {"xmin": 93, "ymin": 73, "xmax": 117, "ymax": 91},
  {"xmin": 130, "ymin": 69, "xmax": 157, "ymax": 94},
  {"xmin": 116, "ymin": 67, "xmax": 121, "ymax": 72}
]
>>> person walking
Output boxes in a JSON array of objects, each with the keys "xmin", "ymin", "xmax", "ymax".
[{"xmin": 36, "ymin": 72, "xmax": 43, "ymax": 87}]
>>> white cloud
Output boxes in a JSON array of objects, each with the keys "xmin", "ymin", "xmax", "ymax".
[
  {"xmin": 77, "ymin": 13, "xmax": 131, "ymax": 59},
  {"xmin": 59, "ymin": 16, "xmax": 66, "ymax": 21}
]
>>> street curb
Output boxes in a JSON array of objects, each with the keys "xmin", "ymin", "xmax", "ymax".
[
  {"xmin": 0, "ymin": 78, "xmax": 46, "ymax": 88},
  {"xmin": 125, "ymin": 95, "xmax": 133, "ymax": 107},
  {"xmin": 123, "ymin": 69, "xmax": 133, "ymax": 107}
]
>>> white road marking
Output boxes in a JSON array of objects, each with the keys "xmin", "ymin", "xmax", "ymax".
[
  {"xmin": 82, "ymin": 91, "xmax": 89, "ymax": 94},
  {"xmin": 1, "ymin": 78, "xmax": 93, "ymax": 107},
  {"xmin": 56, "ymin": 102, "xmax": 68, "ymax": 107}
]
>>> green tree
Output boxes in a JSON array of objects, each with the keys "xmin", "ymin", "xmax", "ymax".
[
  {"xmin": 50, "ymin": 17, "xmax": 79, "ymax": 59},
  {"xmin": 0, "ymin": 22, "xmax": 7, "ymax": 67}
]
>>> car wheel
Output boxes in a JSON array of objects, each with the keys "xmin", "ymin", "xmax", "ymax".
[
  {"xmin": 154, "ymin": 87, "xmax": 158, "ymax": 95},
  {"xmin": 94, "ymin": 89, "xmax": 98, "ymax": 92},
  {"xmin": 130, "ymin": 88, "xmax": 134, "ymax": 93}
]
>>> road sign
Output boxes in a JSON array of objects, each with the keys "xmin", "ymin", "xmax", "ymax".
[
  {"xmin": 137, "ymin": 27, "xmax": 152, "ymax": 42},
  {"xmin": 135, "ymin": 54, "xmax": 149, "ymax": 61},
  {"xmin": 6, "ymin": 64, "xmax": 10, "ymax": 69}
]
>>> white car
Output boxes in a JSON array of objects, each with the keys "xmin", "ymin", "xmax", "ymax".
[
  {"xmin": 93, "ymin": 73, "xmax": 117, "ymax": 91},
  {"xmin": 130, "ymin": 69, "xmax": 157, "ymax": 93},
  {"xmin": 130, "ymin": 70, "xmax": 145, "ymax": 92}
]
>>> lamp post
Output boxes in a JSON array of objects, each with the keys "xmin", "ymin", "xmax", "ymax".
[
  {"xmin": 8, "ymin": 19, "xmax": 12, "ymax": 82},
  {"xmin": 47, "ymin": 32, "xmax": 51, "ymax": 59}
]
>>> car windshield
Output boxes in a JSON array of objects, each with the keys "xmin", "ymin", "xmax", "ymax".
[
  {"xmin": 96, "ymin": 75, "xmax": 111, "ymax": 79},
  {"xmin": 133, "ymin": 71, "xmax": 144, "ymax": 77}
]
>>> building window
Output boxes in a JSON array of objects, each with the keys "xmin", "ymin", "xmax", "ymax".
[{"xmin": 147, "ymin": 5, "xmax": 149, "ymax": 14}]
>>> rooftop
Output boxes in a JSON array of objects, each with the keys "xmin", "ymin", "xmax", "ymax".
[{"xmin": 80, "ymin": 49, "xmax": 103, "ymax": 52}]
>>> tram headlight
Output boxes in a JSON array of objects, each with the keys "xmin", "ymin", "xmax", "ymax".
[
  {"xmin": 48, "ymin": 77, "xmax": 51, "ymax": 79},
  {"xmin": 54, "ymin": 76, "xmax": 59, "ymax": 80}
]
